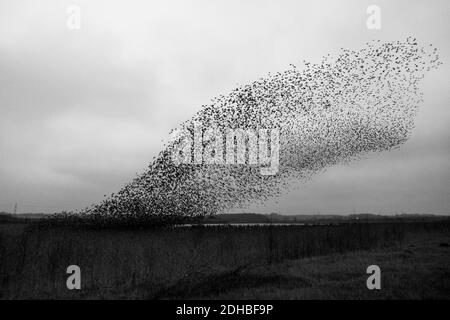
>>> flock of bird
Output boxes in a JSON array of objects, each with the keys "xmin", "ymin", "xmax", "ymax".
[{"xmin": 67, "ymin": 37, "xmax": 441, "ymax": 226}]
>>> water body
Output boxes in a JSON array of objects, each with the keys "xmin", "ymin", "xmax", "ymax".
[{"xmin": 175, "ymin": 223, "xmax": 308, "ymax": 227}]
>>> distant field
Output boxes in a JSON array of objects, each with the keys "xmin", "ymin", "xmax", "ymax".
[{"xmin": 0, "ymin": 220, "xmax": 449, "ymax": 299}]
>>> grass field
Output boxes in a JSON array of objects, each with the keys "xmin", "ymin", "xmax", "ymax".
[{"xmin": 0, "ymin": 220, "xmax": 449, "ymax": 299}]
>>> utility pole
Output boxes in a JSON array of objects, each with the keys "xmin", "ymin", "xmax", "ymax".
[{"xmin": 13, "ymin": 203, "xmax": 17, "ymax": 215}]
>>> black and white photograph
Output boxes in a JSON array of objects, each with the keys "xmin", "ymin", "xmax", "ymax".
[{"xmin": 0, "ymin": 0, "xmax": 449, "ymax": 312}]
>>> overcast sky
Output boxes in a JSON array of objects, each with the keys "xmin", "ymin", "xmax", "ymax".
[{"xmin": 0, "ymin": 0, "xmax": 449, "ymax": 214}]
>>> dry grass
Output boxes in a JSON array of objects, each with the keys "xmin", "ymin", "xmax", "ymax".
[{"xmin": 0, "ymin": 221, "xmax": 449, "ymax": 299}]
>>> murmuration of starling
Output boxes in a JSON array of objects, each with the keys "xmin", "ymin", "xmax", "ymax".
[{"xmin": 74, "ymin": 37, "xmax": 441, "ymax": 224}]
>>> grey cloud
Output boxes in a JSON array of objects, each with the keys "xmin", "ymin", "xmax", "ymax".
[{"xmin": 0, "ymin": 0, "xmax": 448, "ymax": 214}]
